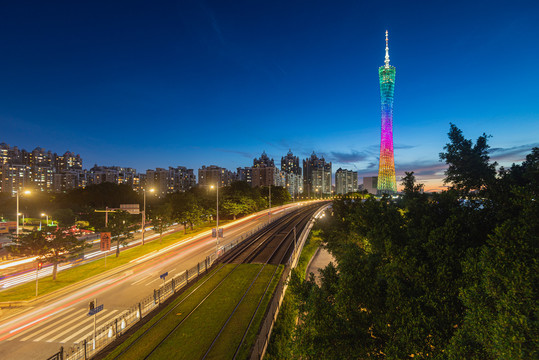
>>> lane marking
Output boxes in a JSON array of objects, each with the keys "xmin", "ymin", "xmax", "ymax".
[
  {"xmin": 130, "ymin": 274, "xmax": 152, "ymax": 286},
  {"xmin": 145, "ymin": 278, "xmax": 160, "ymax": 286}
]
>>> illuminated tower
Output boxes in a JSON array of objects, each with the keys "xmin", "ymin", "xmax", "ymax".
[{"xmin": 377, "ymin": 30, "xmax": 397, "ymax": 194}]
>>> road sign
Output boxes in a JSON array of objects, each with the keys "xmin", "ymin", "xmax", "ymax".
[
  {"xmin": 211, "ymin": 228, "xmax": 223, "ymax": 238},
  {"xmin": 160, "ymin": 272, "xmax": 168, "ymax": 280},
  {"xmin": 88, "ymin": 304, "xmax": 103, "ymax": 316},
  {"xmin": 100, "ymin": 232, "xmax": 111, "ymax": 251},
  {"xmin": 120, "ymin": 204, "xmax": 140, "ymax": 214}
]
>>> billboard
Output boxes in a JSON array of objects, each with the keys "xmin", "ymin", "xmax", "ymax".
[{"xmin": 120, "ymin": 204, "xmax": 140, "ymax": 214}]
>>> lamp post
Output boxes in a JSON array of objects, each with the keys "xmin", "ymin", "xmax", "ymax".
[
  {"xmin": 210, "ymin": 184, "xmax": 219, "ymax": 253},
  {"xmin": 41, "ymin": 213, "xmax": 48, "ymax": 227},
  {"xmin": 16, "ymin": 189, "xmax": 31, "ymax": 237},
  {"xmin": 142, "ymin": 188, "xmax": 155, "ymax": 245},
  {"xmin": 268, "ymin": 183, "xmax": 271, "ymax": 223}
]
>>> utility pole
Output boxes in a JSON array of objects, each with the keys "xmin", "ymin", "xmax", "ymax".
[
  {"xmin": 216, "ymin": 179, "xmax": 219, "ymax": 253},
  {"xmin": 268, "ymin": 183, "xmax": 271, "ymax": 223}
]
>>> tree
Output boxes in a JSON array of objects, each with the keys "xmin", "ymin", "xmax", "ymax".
[
  {"xmin": 439, "ymin": 123, "xmax": 497, "ymax": 194},
  {"xmin": 9, "ymin": 227, "xmax": 89, "ymax": 280},
  {"xmin": 152, "ymin": 203, "xmax": 172, "ymax": 243},
  {"xmin": 400, "ymin": 171, "xmax": 424, "ymax": 196},
  {"xmin": 221, "ymin": 199, "xmax": 243, "ymax": 220},
  {"xmin": 106, "ymin": 210, "xmax": 135, "ymax": 257},
  {"xmin": 52, "ymin": 208, "xmax": 76, "ymax": 227}
]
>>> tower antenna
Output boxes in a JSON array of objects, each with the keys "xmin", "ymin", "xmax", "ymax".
[{"xmin": 385, "ymin": 30, "xmax": 390, "ymax": 68}]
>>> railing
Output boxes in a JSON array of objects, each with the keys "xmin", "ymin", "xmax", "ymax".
[
  {"xmin": 249, "ymin": 205, "xmax": 327, "ymax": 359},
  {"xmin": 50, "ymin": 208, "xmax": 293, "ymax": 360}
]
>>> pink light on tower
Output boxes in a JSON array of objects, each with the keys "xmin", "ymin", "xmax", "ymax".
[{"xmin": 377, "ymin": 30, "xmax": 397, "ymax": 194}]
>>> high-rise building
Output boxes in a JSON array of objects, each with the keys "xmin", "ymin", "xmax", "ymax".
[
  {"xmin": 363, "ymin": 176, "xmax": 378, "ymax": 195},
  {"xmin": 377, "ymin": 30, "xmax": 397, "ymax": 194},
  {"xmin": 198, "ymin": 165, "xmax": 234, "ymax": 187},
  {"xmin": 253, "ymin": 151, "xmax": 275, "ymax": 168},
  {"xmin": 281, "ymin": 150, "xmax": 301, "ymax": 176},
  {"xmin": 335, "ymin": 168, "xmax": 358, "ymax": 194},
  {"xmin": 303, "ymin": 152, "xmax": 331, "ymax": 196}
]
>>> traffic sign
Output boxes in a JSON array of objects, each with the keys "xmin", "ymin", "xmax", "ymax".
[
  {"xmin": 160, "ymin": 272, "xmax": 168, "ymax": 280},
  {"xmin": 211, "ymin": 228, "xmax": 223, "ymax": 238},
  {"xmin": 100, "ymin": 232, "xmax": 111, "ymax": 251},
  {"xmin": 88, "ymin": 304, "xmax": 103, "ymax": 316}
]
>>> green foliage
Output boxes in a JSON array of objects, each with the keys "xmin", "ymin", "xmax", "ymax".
[
  {"xmin": 285, "ymin": 128, "xmax": 538, "ymax": 359},
  {"xmin": 8, "ymin": 226, "xmax": 89, "ymax": 280},
  {"xmin": 151, "ymin": 203, "xmax": 172, "ymax": 242},
  {"xmin": 52, "ymin": 208, "xmax": 76, "ymax": 227},
  {"xmin": 439, "ymin": 123, "xmax": 497, "ymax": 194},
  {"xmin": 106, "ymin": 210, "xmax": 136, "ymax": 257}
]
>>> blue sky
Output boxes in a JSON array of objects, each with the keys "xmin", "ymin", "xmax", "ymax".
[{"xmin": 1, "ymin": 0, "xmax": 538, "ymax": 191}]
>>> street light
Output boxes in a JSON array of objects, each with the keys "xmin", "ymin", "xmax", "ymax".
[
  {"xmin": 210, "ymin": 184, "xmax": 219, "ymax": 253},
  {"xmin": 41, "ymin": 213, "xmax": 49, "ymax": 227},
  {"xmin": 16, "ymin": 189, "xmax": 31, "ymax": 236},
  {"xmin": 142, "ymin": 188, "xmax": 155, "ymax": 245}
]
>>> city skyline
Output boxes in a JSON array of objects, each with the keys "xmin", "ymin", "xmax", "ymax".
[{"xmin": 1, "ymin": 1, "xmax": 538, "ymax": 191}]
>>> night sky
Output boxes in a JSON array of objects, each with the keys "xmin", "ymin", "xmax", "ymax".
[{"xmin": 1, "ymin": 0, "xmax": 538, "ymax": 191}]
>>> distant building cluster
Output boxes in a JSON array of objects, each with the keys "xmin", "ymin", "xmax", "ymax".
[{"xmin": 1, "ymin": 142, "xmax": 373, "ymax": 197}]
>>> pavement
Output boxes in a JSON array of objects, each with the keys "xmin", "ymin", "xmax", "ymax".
[{"xmin": 305, "ymin": 247, "xmax": 336, "ymax": 285}]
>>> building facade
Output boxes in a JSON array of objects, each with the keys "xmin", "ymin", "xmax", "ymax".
[
  {"xmin": 363, "ymin": 176, "xmax": 378, "ymax": 195},
  {"xmin": 198, "ymin": 165, "xmax": 235, "ymax": 187},
  {"xmin": 335, "ymin": 168, "xmax": 358, "ymax": 194},
  {"xmin": 281, "ymin": 150, "xmax": 301, "ymax": 176},
  {"xmin": 303, "ymin": 152, "xmax": 332, "ymax": 196}
]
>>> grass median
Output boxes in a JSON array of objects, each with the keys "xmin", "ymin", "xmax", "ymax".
[
  {"xmin": 0, "ymin": 222, "xmax": 228, "ymax": 302},
  {"xmin": 107, "ymin": 263, "xmax": 281, "ymax": 360}
]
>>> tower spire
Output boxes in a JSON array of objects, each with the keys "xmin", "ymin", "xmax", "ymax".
[{"xmin": 384, "ymin": 30, "xmax": 390, "ymax": 68}]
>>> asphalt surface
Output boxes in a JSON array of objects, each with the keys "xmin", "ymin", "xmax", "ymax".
[{"xmin": 0, "ymin": 203, "xmax": 305, "ymax": 360}]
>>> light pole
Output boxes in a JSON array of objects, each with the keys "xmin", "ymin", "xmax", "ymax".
[
  {"xmin": 268, "ymin": 183, "xmax": 271, "ymax": 223},
  {"xmin": 142, "ymin": 188, "xmax": 155, "ymax": 245},
  {"xmin": 210, "ymin": 184, "xmax": 219, "ymax": 253},
  {"xmin": 41, "ymin": 213, "xmax": 48, "ymax": 227},
  {"xmin": 16, "ymin": 189, "xmax": 31, "ymax": 237}
]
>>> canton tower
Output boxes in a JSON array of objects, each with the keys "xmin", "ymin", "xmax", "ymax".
[{"xmin": 377, "ymin": 30, "xmax": 397, "ymax": 194}]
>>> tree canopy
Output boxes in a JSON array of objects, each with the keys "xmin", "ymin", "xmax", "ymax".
[{"xmin": 281, "ymin": 125, "xmax": 538, "ymax": 359}]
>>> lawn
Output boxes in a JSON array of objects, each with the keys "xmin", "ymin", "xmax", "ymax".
[
  {"xmin": 207, "ymin": 265, "xmax": 283, "ymax": 360},
  {"xmin": 107, "ymin": 264, "xmax": 280, "ymax": 360},
  {"xmin": 0, "ymin": 222, "xmax": 226, "ymax": 302}
]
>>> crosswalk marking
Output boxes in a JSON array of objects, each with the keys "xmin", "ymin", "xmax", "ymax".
[
  {"xmin": 32, "ymin": 309, "xmax": 89, "ymax": 342},
  {"xmin": 72, "ymin": 310, "xmax": 128, "ymax": 344},
  {"xmin": 24, "ymin": 310, "xmax": 88, "ymax": 342},
  {"xmin": 60, "ymin": 310, "xmax": 119, "ymax": 343},
  {"xmin": 14, "ymin": 307, "xmax": 79, "ymax": 341}
]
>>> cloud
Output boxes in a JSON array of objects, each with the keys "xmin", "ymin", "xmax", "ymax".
[
  {"xmin": 329, "ymin": 150, "xmax": 371, "ymax": 164},
  {"xmin": 217, "ymin": 149, "xmax": 254, "ymax": 160},
  {"xmin": 394, "ymin": 144, "xmax": 416, "ymax": 150},
  {"xmin": 489, "ymin": 143, "xmax": 539, "ymax": 162}
]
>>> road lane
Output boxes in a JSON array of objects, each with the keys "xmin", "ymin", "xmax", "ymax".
[{"xmin": 0, "ymin": 203, "xmax": 307, "ymax": 360}]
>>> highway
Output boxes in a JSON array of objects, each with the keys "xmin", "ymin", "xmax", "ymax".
[{"xmin": 0, "ymin": 203, "xmax": 306, "ymax": 360}]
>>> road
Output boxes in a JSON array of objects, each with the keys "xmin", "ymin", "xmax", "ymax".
[{"xmin": 0, "ymin": 203, "xmax": 306, "ymax": 360}]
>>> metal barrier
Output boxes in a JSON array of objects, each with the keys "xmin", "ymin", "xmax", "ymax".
[
  {"xmin": 55, "ymin": 208, "xmax": 292, "ymax": 360},
  {"xmin": 46, "ymin": 347, "xmax": 63, "ymax": 360},
  {"xmin": 249, "ymin": 205, "xmax": 327, "ymax": 359}
]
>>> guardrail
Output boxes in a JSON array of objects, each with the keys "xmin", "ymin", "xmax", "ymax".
[
  {"xmin": 45, "ymin": 207, "xmax": 293, "ymax": 360},
  {"xmin": 250, "ymin": 205, "xmax": 328, "ymax": 359}
]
